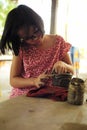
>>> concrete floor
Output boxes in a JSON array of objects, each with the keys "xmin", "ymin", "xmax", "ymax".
[{"xmin": 0, "ymin": 60, "xmax": 12, "ymax": 102}]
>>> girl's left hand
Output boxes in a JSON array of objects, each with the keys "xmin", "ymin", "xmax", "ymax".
[{"xmin": 52, "ymin": 61, "xmax": 71, "ymax": 74}]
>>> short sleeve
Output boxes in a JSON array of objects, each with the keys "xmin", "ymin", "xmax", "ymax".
[{"xmin": 56, "ymin": 35, "xmax": 71, "ymax": 60}]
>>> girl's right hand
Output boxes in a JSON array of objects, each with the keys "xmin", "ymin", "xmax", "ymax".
[{"xmin": 33, "ymin": 72, "xmax": 49, "ymax": 88}]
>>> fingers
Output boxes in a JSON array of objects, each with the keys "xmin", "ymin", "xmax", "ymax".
[
  {"xmin": 52, "ymin": 67, "xmax": 68, "ymax": 74},
  {"xmin": 36, "ymin": 81, "xmax": 45, "ymax": 88},
  {"xmin": 40, "ymin": 72, "xmax": 50, "ymax": 79},
  {"xmin": 52, "ymin": 61, "xmax": 69, "ymax": 74}
]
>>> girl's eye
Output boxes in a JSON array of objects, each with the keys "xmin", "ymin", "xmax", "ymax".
[{"xmin": 31, "ymin": 36, "xmax": 37, "ymax": 40}]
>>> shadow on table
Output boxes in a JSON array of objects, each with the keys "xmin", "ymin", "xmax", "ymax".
[{"xmin": 60, "ymin": 123, "xmax": 87, "ymax": 130}]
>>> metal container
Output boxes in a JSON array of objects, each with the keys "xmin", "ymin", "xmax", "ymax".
[
  {"xmin": 52, "ymin": 72, "xmax": 72, "ymax": 88},
  {"xmin": 67, "ymin": 78, "xmax": 85, "ymax": 105}
]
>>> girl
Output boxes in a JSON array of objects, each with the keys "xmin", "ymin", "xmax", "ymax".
[{"xmin": 0, "ymin": 5, "xmax": 74, "ymax": 98}]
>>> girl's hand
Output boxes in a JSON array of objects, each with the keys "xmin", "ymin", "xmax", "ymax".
[
  {"xmin": 52, "ymin": 61, "xmax": 73, "ymax": 74},
  {"xmin": 33, "ymin": 72, "xmax": 49, "ymax": 88}
]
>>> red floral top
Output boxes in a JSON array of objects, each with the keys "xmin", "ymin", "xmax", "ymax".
[{"xmin": 10, "ymin": 35, "xmax": 71, "ymax": 98}]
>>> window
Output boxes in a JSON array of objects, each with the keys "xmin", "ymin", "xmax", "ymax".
[{"xmin": 57, "ymin": 0, "xmax": 87, "ymax": 74}]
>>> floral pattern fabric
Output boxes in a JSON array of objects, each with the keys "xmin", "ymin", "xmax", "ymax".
[{"xmin": 10, "ymin": 35, "xmax": 71, "ymax": 98}]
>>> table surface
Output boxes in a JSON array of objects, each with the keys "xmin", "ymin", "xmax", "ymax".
[{"xmin": 0, "ymin": 95, "xmax": 87, "ymax": 130}]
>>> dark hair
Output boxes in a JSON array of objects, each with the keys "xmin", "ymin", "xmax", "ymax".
[{"xmin": 0, "ymin": 5, "xmax": 45, "ymax": 56}]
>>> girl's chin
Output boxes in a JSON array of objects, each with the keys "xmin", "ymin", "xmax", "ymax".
[
  {"xmin": 34, "ymin": 42, "xmax": 41, "ymax": 46},
  {"xmin": 27, "ymin": 40, "xmax": 40, "ymax": 45},
  {"xmin": 33, "ymin": 39, "xmax": 41, "ymax": 45}
]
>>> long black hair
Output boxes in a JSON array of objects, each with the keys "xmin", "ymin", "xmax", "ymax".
[{"xmin": 0, "ymin": 5, "xmax": 45, "ymax": 56}]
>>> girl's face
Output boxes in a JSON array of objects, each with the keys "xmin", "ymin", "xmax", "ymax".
[{"xmin": 18, "ymin": 26, "xmax": 43, "ymax": 45}]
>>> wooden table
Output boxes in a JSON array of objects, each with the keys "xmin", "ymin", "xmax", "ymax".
[{"xmin": 0, "ymin": 95, "xmax": 87, "ymax": 130}]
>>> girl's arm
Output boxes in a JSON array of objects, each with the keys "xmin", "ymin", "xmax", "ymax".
[
  {"xmin": 10, "ymin": 55, "xmax": 48, "ymax": 88},
  {"xmin": 52, "ymin": 53, "xmax": 74, "ymax": 74},
  {"xmin": 62, "ymin": 53, "xmax": 74, "ymax": 74}
]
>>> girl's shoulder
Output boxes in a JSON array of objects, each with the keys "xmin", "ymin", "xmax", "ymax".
[
  {"xmin": 45, "ymin": 34, "xmax": 66, "ymax": 47},
  {"xmin": 46, "ymin": 34, "xmax": 64, "ymax": 41}
]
